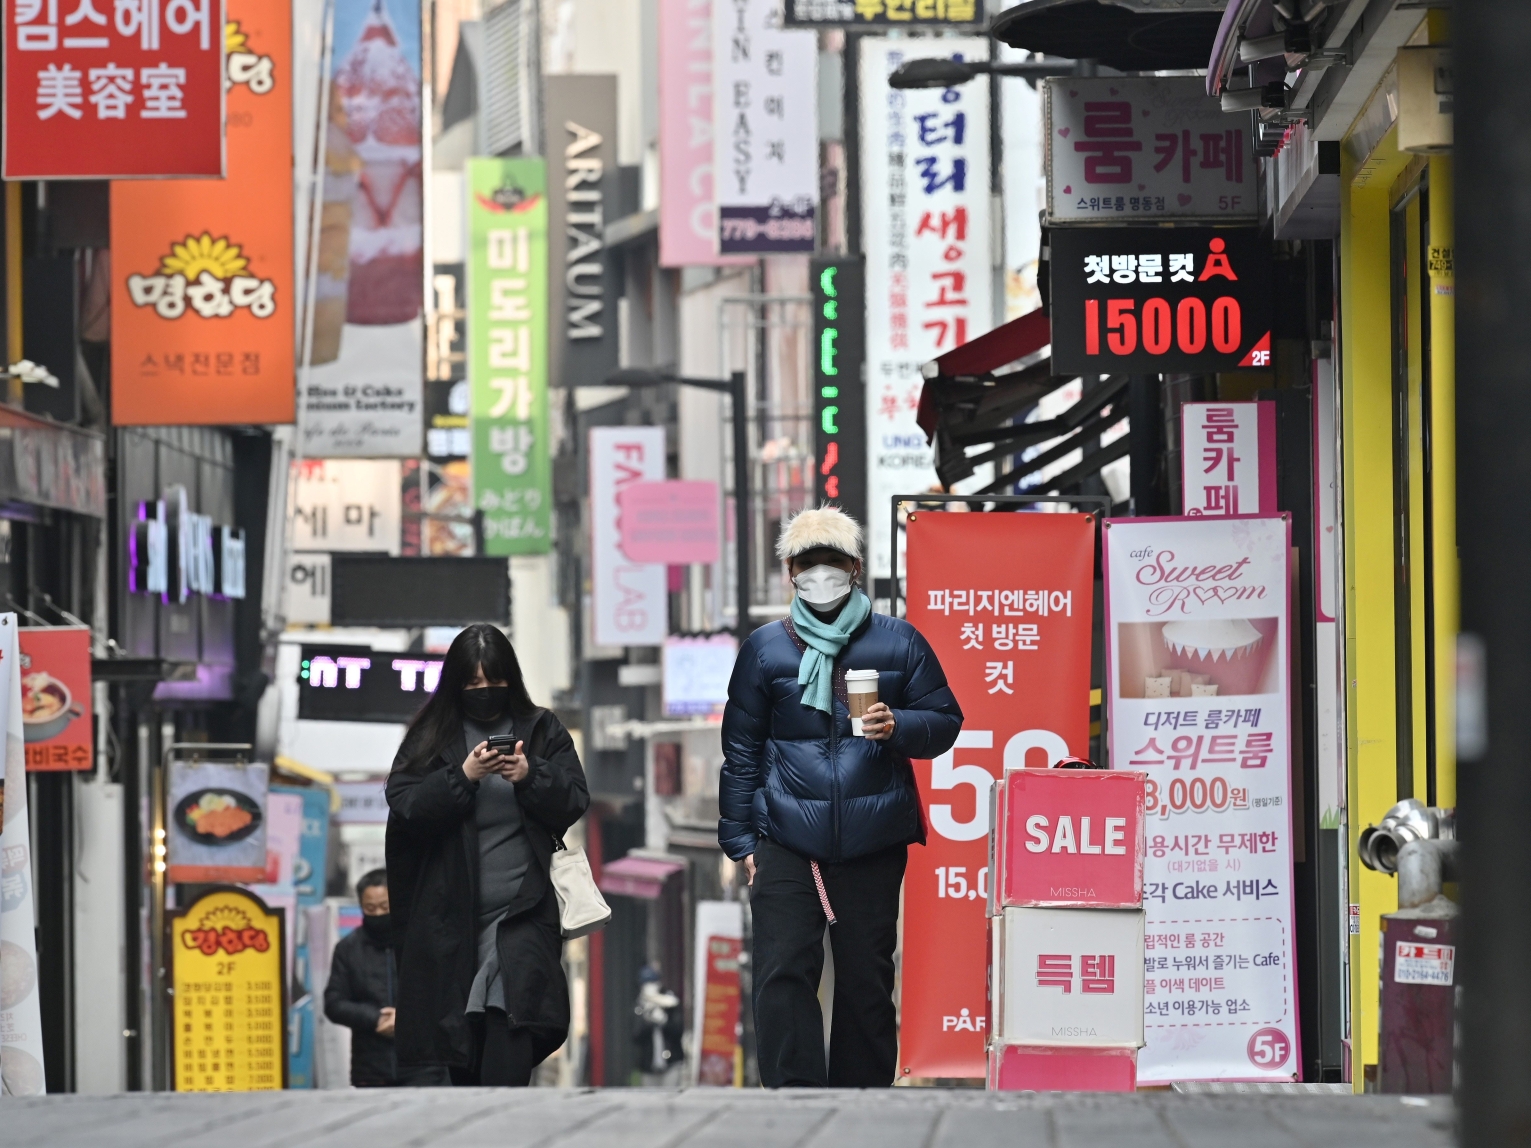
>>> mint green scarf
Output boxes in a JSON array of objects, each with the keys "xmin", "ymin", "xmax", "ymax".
[{"xmin": 791, "ymin": 589, "xmax": 872, "ymax": 714}]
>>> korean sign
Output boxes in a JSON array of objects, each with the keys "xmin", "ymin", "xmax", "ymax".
[
  {"xmin": 288, "ymin": 459, "xmax": 401, "ymax": 556},
  {"xmin": 590, "ymin": 426, "xmax": 666, "ymax": 648},
  {"xmin": 170, "ymin": 887, "xmax": 286, "ymax": 1091},
  {"xmin": 1180, "ymin": 401, "xmax": 1276, "ymax": 518},
  {"xmin": 4, "ymin": 0, "xmax": 224, "ymax": 178},
  {"xmin": 1045, "ymin": 77, "xmax": 1256, "ymax": 224},
  {"xmin": 19, "ymin": 626, "xmax": 93, "ymax": 771},
  {"xmin": 859, "ymin": 37, "xmax": 992, "ymax": 581},
  {"xmin": 110, "ymin": 0, "xmax": 290, "ymax": 426},
  {"xmin": 994, "ymin": 906, "xmax": 1145, "ymax": 1048},
  {"xmin": 1049, "ymin": 227, "xmax": 1272, "ymax": 376},
  {"xmin": 713, "ymin": 0, "xmax": 817, "ymax": 254},
  {"xmin": 466, "ymin": 157, "xmax": 552, "ymax": 555},
  {"xmin": 1103, "ymin": 514, "xmax": 1299, "ymax": 1083},
  {"xmin": 811, "ymin": 258, "xmax": 867, "ymax": 526},
  {"xmin": 901, "ymin": 510, "xmax": 1094, "ymax": 1079},
  {"xmin": 784, "ymin": 0, "xmax": 979, "ymax": 25}
]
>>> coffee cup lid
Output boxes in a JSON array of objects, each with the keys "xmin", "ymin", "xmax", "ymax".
[{"xmin": 844, "ymin": 669, "xmax": 879, "ymax": 681}]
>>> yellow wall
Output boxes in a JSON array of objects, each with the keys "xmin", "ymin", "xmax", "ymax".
[{"xmin": 1429, "ymin": 155, "xmax": 1457, "ymax": 808}]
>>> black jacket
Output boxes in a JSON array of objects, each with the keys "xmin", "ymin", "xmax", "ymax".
[
  {"xmin": 323, "ymin": 926, "xmax": 399, "ymax": 1085},
  {"xmin": 385, "ymin": 706, "xmax": 589, "ymax": 1069}
]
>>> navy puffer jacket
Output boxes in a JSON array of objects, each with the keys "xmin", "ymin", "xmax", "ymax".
[{"xmin": 719, "ymin": 609, "xmax": 963, "ymax": 863}]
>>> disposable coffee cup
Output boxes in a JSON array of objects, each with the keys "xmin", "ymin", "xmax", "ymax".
[{"xmin": 846, "ymin": 669, "xmax": 879, "ymax": 736}]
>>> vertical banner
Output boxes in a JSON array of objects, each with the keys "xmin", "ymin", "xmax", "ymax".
[
  {"xmin": 110, "ymin": 0, "xmax": 292, "ymax": 426},
  {"xmin": 19, "ymin": 626, "xmax": 93, "ymax": 771},
  {"xmin": 301, "ymin": 0, "xmax": 424, "ymax": 457},
  {"xmin": 1180, "ymin": 401, "xmax": 1276, "ymax": 517},
  {"xmin": 466, "ymin": 157, "xmax": 552, "ymax": 555},
  {"xmin": 692, "ymin": 899, "xmax": 744, "ymax": 1087},
  {"xmin": 860, "ymin": 38, "xmax": 993, "ymax": 581},
  {"xmin": 545, "ymin": 75, "xmax": 620, "ymax": 391},
  {"xmin": 810, "ymin": 258, "xmax": 867, "ymax": 526},
  {"xmin": 712, "ymin": 0, "xmax": 817, "ymax": 254},
  {"xmin": 0, "ymin": 615, "xmax": 47, "ymax": 1095},
  {"xmin": 901, "ymin": 512, "xmax": 1094, "ymax": 1079},
  {"xmin": 589, "ymin": 426, "xmax": 667, "ymax": 648},
  {"xmin": 1103, "ymin": 514, "xmax": 1299, "ymax": 1083}
]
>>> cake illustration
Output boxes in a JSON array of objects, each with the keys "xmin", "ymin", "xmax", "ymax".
[{"xmin": 1159, "ymin": 618, "xmax": 1271, "ymax": 697}]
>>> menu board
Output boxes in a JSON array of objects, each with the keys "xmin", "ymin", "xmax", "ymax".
[{"xmin": 170, "ymin": 887, "xmax": 287, "ymax": 1091}]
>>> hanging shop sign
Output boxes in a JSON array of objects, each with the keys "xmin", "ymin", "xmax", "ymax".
[
  {"xmin": 128, "ymin": 489, "xmax": 247, "ymax": 602},
  {"xmin": 288, "ymin": 458, "xmax": 402, "ymax": 555},
  {"xmin": 712, "ymin": 0, "xmax": 818, "ymax": 254},
  {"xmin": 19, "ymin": 626, "xmax": 93, "ymax": 772},
  {"xmin": 545, "ymin": 75, "xmax": 620, "ymax": 391},
  {"xmin": 901, "ymin": 510, "xmax": 1094, "ymax": 1079},
  {"xmin": 169, "ymin": 886, "xmax": 287, "ymax": 1091},
  {"xmin": 1103, "ymin": 513, "xmax": 1299, "ymax": 1083},
  {"xmin": 166, "ymin": 758, "xmax": 270, "ymax": 883},
  {"xmin": 1044, "ymin": 77, "xmax": 1257, "ymax": 225},
  {"xmin": 860, "ymin": 37, "xmax": 993, "ymax": 581},
  {"xmin": 301, "ymin": 0, "xmax": 424, "ymax": 457},
  {"xmin": 3, "ymin": 0, "xmax": 225, "ymax": 179},
  {"xmin": 466, "ymin": 156, "xmax": 552, "ymax": 555},
  {"xmin": 617, "ymin": 481, "xmax": 720, "ymax": 565},
  {"xmin": 426, "ymin": 262, "xmax": 470, "ymax": 460},
  {"xmin": 1180, "ymin": 401, "xmax": 1276, "ymax": 518},
  {"xmin": 663, "ymin": 633, "xmax": 737, "ymax": 717},
  {"xmin": 811, "ymin": 258, "xmax": 867, "ymax": 526},
  {"xmin": 784, "ymin": 0, "xmax": 980, "ymax": 26},
  {"xmin": 296, "ymin": 643, "xmax": 440, "ymax": 724},
  {"xmin": 109, "ymin": 0, "xmax": 290, "ymax": 425},
  {"xmin": 329, "ymin": 554, "xmax": 509, "ymax": 627},
  {"xmin": 590, "ymin": 426, "xmax": 667, "ymax": 648},
  {"xmin": 1049, "ymin": 227, "xmax": 1272, "ymax": 376}
]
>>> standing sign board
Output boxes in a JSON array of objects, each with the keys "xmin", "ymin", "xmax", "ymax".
[
  {"xmin": 19, "ymin": 626, "xmax": 93, "ymax": 771},
  {"xmin": 1044, "ymin": 77, "xmax": 1257, "ymax": 224},
  {"xmin": 860, "ymin": 38, "xmax": 993, "ymax": 581},
  {"xmin": 901, "ymin": 511, "xmax": 1094, "ymax": 1079},
  {"xmin": 1103, "ymin": 514, "xmax": 1299, "ymax": 1083},
  {"xmin": 3, "ymin": 0, "xmax": 225, "ymax": 178},
  {"xmin": 1049, "ymin": 227, "xmax": 1272, "ymax": 377},
  {"xmin": 811, "ymin": 259, "xmax": 867, "ymax": 526},
  {"xmin": 1180, "ymin": 401, "xmax": 1276, "ymax": 518},
  {"xmin": 589, "ymin": 427, "xmax": 666, "ymax": 648}
]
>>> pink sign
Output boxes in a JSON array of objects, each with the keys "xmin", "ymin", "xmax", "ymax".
[
  {"xmin": 657, "ymin": 0, "xmax": 753, "ymax": 268},
  {"xmin": 1179, "ymin": 401, "xmax": 1276, "ymax": 517},
  {"xmin": 617, "ymin": 481, "xmax": 720, "ymax": 564}
]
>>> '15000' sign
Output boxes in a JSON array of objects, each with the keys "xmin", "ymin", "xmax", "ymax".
[{"xmin": 1050, "ymin": 228, "xmax": 1271, "ymax": 374}]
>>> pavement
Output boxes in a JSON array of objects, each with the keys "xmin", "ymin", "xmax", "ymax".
[{"xmin": 4, "ymin": 1086, "xmax": 1455, "ymax": 1148}]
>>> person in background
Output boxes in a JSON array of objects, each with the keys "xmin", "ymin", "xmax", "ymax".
[
  {"xmin": 719, "ymin": 506, "xmax": 963, "ymax": 1088},
  {"xmin": 632, "ymin": 965, "xmax": 684, "ymax": 1083},
  {"xmin": 322, "ymin": 869, "xmax": 448, "ymax": 1087}
]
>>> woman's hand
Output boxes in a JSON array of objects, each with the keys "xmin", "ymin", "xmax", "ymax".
[
  {"xmin": 462, "ymin": 741, "xmax": 502, "ymax": 782},
  {"xmin": 498, "ymin": 740, "xmax": 530, "ymax": 784},
  {"xmin": 861, "ymin": 702, "xmax": 896, "ymax": 741}
]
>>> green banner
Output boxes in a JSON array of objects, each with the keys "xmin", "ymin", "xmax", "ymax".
[{"xmin": 467, "ymin": 157, "xmax": 552, "ymax": 554}]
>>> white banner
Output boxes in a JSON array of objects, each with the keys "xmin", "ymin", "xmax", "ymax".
[
  {"xmin": 0, "ymin": 615, "xmax": 46, "ymax": 1095},
  {"xmin": 590, "ymin": 427, "xmax": 667, "ymax": 648},
  {"xmin": 859, "ymin": 37, "xmax": 993, "ymax": 580},
  {"xmin": 288, "ymin": 459, "xmax": 403, "ymax": 556},
  {"xmin": 1179, "ymin": 401, "xmax": 1271, "ymax": 517},
  {"xmin": 1103, "ymin": 515, "xmax": 1298, "ymax": 1083}
]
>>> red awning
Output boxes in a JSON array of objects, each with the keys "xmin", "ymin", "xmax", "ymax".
[
  {"xmin": 598, "ymin": 854, "xmax": 686, "ymax": 900},
  {"xmin": 917, "ymin": 307, "xmax": 1052, "ymax": 441}
]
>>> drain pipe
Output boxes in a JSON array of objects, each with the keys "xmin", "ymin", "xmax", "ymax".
[{"xmin": 1395, "ymin": 838, "xmax": 1460, "ymax": 914}]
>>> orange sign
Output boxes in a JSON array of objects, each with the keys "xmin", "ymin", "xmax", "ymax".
[
  {"xmin": 110, "ymin": 0, "xmax": 294, "ymax": 426},
  {"xmin": 20, "ymin": 627, "xmax": 93, "ymax": 772}
]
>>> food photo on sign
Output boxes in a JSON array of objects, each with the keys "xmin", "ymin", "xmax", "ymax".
[
  {"xmin": 19, "ymin": 627, "xmax": 93, "ymax": 771},
  {"xmin": 165, "ymin": 759, "xmax": 271, "ymax": 884}
]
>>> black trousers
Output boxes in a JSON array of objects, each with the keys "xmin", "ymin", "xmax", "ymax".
[
  {"xmin": 749, "ymin": 836, "xmax": 907, "ymax": 1088},
  {"xmin": 449, "ymin": 1008, "xmax": 537, "ymax": 1086}
]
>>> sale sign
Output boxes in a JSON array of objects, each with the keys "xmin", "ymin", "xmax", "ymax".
[
  {"xmin": 992, "ymin": 769, "xmax": 1145, "ymax": 909},
  {"xmin": 4, "ymin": 0, "xmax": 225, "ymax": 178},
  {"xmin": 1103, "ymin": 514, "xmax": 1299, "ymax": 1083},
  {"xmin": 900, "ymin": 510, "xmax": 1095, "ymax": 1079},
  {"xmin": 19, "ymin": 626, "xmax": 93, "ymax": 771}
]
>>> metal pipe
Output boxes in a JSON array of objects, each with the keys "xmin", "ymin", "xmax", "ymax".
[
  {"xmin": 1396, "ymin": 838, "xmax": 1460, "ymax": 912},
  {"xmin": 731, "ymin": 370, "xmax": 751, "ymax": 640}
]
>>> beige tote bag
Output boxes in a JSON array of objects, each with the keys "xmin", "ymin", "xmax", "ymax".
[{"xmin": 549, "ymin": 839, "xmax": 612, "ymax": 938}]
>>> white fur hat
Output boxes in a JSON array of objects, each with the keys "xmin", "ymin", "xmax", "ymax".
[{"xmin": 776, "ymin": 505, "xmax": 863, "ymax": 562}]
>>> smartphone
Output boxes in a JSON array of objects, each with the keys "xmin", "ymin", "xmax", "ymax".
[{"xmin": 486, "ymin": 733, "xmax": 518, "ymax": 753}]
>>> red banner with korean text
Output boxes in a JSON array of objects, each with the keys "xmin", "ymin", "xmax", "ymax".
[
  {"xmin": 20, "ymin": 626, "xmax": 93, "ymax": 771},
  {"xmin": 900, "ymin": 510, "xmax": 1095, "ymax": 1079},
  {"xmin": 4, "ymin": 0, "xmax": 224, "ymax": 178}
]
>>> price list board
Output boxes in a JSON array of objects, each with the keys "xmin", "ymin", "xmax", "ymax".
[{"xmin": 169, "ymin": 887, "xmax": 287, "ymax": 1091}]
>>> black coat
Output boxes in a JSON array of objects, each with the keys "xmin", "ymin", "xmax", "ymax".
[
  {"xmin": 385, "ymin": 707, "xmax": 589, "ymax": 1069},
  {"xmin": 322, "ymin": 926, "xmax": 400, "ymax": 1085}
]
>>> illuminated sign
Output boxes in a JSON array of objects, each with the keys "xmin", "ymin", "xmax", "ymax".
[
  {"xmin": 129, "ymin": 489, "xmax": 246, "ymax": 601},
  {"xmin": 810, "ymin": 258, "xmax": 866, "ymax": 525},
  {"xmin": 296, "ymin": 643, "xmax": 442, "ymax": 724},
  {"xmin": 1049, "ymin": 228, "xmax": 1272, "ymax": 374}
]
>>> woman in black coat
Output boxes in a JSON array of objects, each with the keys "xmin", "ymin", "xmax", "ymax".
[{"xmin": 385, "ymin": 623, "xmax": 589, "ymax": 1086}]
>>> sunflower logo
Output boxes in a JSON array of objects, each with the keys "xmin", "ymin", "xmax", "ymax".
[
  {"xmin": 225, "ymin": 20, "xmax": 247, "ymax": 53},
  {"xmin": 198, "ymin": 905, "xmax": 253, "ymax": 932},
  {"xmin": 225, "ymin": 20, "xmax": 274, "ymax": 94},
  {"xmin": 160, "ymin": 234, "xmax": 249, "ymax": 281}
]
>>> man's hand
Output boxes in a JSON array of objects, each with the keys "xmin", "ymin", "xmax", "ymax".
[
  {"xmin": 376, "ymin": 1006, "xmax": 396, "ymax": 1036},
  {"xmin": 498, "ymin": 740, "xmax": 530, "ymax": 784},
  {"xmin": 861, "ymin": 702, "xmax": 896, "ymax": 741},
  {"xmin": 743, "ymin": 854, "xmax": 756, "ymax": 886}
]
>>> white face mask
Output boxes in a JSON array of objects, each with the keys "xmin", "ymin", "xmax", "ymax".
[{"xmin": 793, "ymin": 564, "xmax": 854, "ymax": 609}]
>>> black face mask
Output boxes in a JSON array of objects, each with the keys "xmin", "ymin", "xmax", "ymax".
[
  {"xmin": 361, "ymin": 913, "xmax": 391, "ymax": 943},
  {"xmin": 462, "ymin": 686, "xmax": 509, "ymax": 722}
]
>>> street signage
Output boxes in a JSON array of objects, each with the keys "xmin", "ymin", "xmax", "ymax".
[
  {"xmin": 784, "ymin": 0, "xmax": 980, "ymax": 26},
  {"xmin": 1180, "ymin": 401, "xmax": 1277, "ymax": 517},
  {"xmin": 993, "ymin": 769, "xmax": 1146, "ymax": 909},
  {"xmin": 296, "ymin": 643, "xmax": 440, "ymax": 724},
  {"xmin": 1049, "ymin": 227, "xmax": 1272, "ymax": 375},
  {"xmin": 589, "ymin": 426, "xmax": 666, "ymax": 647},
  {"xmin": 19, "ymin": 626, "xmax": 93, "ymax": 771},
  {"xmin": 810, "ymin": 258, "xmax": 867, "ymax": 526}
]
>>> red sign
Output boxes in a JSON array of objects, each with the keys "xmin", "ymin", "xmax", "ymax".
[
  {"xmin": 697, "ymin": 934, "xmax": 741, "ymax": 1086},
  {"xmin": 993, "ymin": 769, "xmax": 1146, "ymax": 909},
  {"xmin": 900, "ymin": 510, "xmax": 1095, "ymax": 1079},
  {"xmin": 20, "ymin": 626, "xmax": 93, "ymax": 771},
  {"xmin": 4, "ymin": 0, "xmax": 224, "ymax": 179}
]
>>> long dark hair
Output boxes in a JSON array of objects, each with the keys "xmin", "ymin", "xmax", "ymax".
[{"xmin": 394, "ymin": 624, "xmax": 536, "ymax": 773}]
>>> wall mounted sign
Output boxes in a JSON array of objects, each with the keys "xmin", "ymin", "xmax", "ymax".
[
  {"xmin": 129, "ymin": 490, "xmax": 246, "ymax": 601},
  {"xmin": 1179, "ymin": 400, "xmax": 1276, "ymax": 517},
  {"xmin": 811, "ymin": 258, "xmax": 867, "ymax": 527},
  {"xmin": 165, "ymin": 760, "xmax": 270, "ymax": 883},
  {"xmin": 1049, "ymin": 227, "xmax": 1272, "ymax": 375},
  {"xmin": 19, "ymin": 626, "xmax": 93, "ymax": 772},
  {"xmin": 296, "ymin": 642, "xmax": 440, "ymax": 723},
  {"xmin": 784, "ymin": 0, "xmax": 980, "ymax": 25}
]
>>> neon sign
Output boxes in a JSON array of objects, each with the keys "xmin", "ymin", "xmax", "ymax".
[{"xmin": 811, "ymin": 258, "xmax": 866, "ymax": 522}]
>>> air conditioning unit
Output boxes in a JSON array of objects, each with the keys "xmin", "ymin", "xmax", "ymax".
[{"xmin": 1397, "ymin": 46, "xmax": 1452, "ymax": 154}]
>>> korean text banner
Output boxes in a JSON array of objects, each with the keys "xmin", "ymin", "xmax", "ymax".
[
  {"xmin": 4, "ymin": 0, "xmax": 224, "ymax": 178},
  {"xmin": 1180, "ymin": 401, "xmax": 1276, "ymax": 518},
  {"xmin": 1103, "ymin": 514, "xmax": 1299, "ymax": 1083},
  {"xmin": 901, "ymin": 511, "xmax": 1094, "ymax": 1079},
  {"xmin": 466, "ymin": 157, "xmax": 552, "ymax": 555},
  {"xmin": 784, "ymin": 0, "xmax": 980, "ymax": 25},
  {"xmin": 301, "ymin": 0, "xmax": 423, "ymax": 457},
  {"xmin": 20, "ymin": 626, "xmax": 93, "ymax": 771},
  {"xmin": 859, "ymin": 37, "xmax": 992, "ymax": 581},
  {"xmin": 109, "ymin": 0, "xmax": 291, "ymax": 425}
]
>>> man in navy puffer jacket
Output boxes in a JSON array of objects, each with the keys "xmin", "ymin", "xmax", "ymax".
[{"xmin": 720, "ymin": 506, "xmax": 962, "ymax": 1087}]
